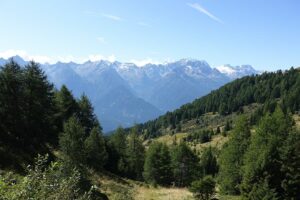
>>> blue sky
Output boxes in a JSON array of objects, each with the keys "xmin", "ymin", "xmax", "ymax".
[{"xmin": 0, "ymin": 0, "xmax": 299, "ymax": 70}]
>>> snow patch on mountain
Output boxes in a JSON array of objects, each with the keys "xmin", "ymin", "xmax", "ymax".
[{"xmin": 216, "ymin": 64, "xmax": 257, "ymax": 79}]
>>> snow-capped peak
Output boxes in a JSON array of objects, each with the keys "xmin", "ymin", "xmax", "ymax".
[
  {"xmin": 215, "ymin": 64, "xmax": 257, "ymax": 79},
  {"xmin": 216, "ymin": 65, "xmax": 236, "ymax": 75}
]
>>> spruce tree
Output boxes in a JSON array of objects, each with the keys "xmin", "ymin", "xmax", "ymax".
[
  {"xmin": 23, "ymin": 61, "xmax": 55, "ymax": 144},
  {"xmin": 279, "ymin": 130, "xmax": 300, "ymax": 199},
  {"xmin": 84, "ymin": 126, "xmax": 107, "ymax": 169},
  {"xmin": 110, "ymin": 126, "xmax": 127, "ymax": 156},
  {"xmin": 218, "ymin": 115, "xmax": 251, "ymax": 194},
  {"xmin": 241, "ymin": 107, "xmax": 292, "ymax": 198},
  {"xmin": 55, "ymin": 85, "xmax": 78, "ymax": 124},
  {"xmin": 200, "ymin": 146, "xmax": 218, "ymax": 177},
  {"xmin": 77, "ymin": 94, "xmax": 99, "ymax": 137},
  {"xmin": 171, "ymin": 142, "xmax": 199, "ymax": 186},
  {"xmin": 143, "ymin": 142, "xmax": 172, "ymax": 185},
  {"xmin": 110, "ymin": 127, "xmax": 129, "ymax": 174},
  {"xmin": 59, "ymin": 117, "xmax": 86, "ymax": 169},
  {"xmin": 0, "ymin": 60, "xmax": 25, "ymax": 144},
  {"xmin": 126, "ymin": 126, "xmax": 145, "ymax": 180}
]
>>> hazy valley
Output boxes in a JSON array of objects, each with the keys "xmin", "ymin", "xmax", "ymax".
[{"xmin": 1, "ymin": 56, "xmax": 258, "ymax": 131}]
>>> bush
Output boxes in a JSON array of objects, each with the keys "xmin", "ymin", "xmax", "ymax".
[
  {"xmin": 189, "ymin": 176, "xmax": 216, "ymax": 200},
  {"xmin": 0, "ymin": 155, "xmax": 106, "ymax": 200}
]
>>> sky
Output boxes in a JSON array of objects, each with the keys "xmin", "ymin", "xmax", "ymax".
[{"xmin": 0, "ymin": 0, "xmax": 299, "ymax": 70}]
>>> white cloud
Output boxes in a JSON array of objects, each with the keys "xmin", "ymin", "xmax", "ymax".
[
  {"xmin": 0, "ymin": 49, "xmax": 116, "ymax": 64},
  {"xmin": 0, "ymin": 49, "xmax": 53, "ymax": 63},
  {"xmin": 102, "ymin": 14, "xmax": 123, "ymax": 21},
  {"xmin": 187, "ymin": 3, "xmax": 223, "ymax": 24},
  {"xmin": 130, "ymin": 58, "xmax": 163, "ymax": 67}
]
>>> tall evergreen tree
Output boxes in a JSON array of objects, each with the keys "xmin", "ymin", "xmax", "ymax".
[
  {"xmin": 0, "ymin": 60, "xmax": 24, "ymax": 144},
  {"xmin": 279, "ymin": 130, "xmax": 300, "ymax": 199},
  {"xmin": 55, "ymin": 85, "xmax": 78, "ymax": 124},
  {"xmin": 23, "ymin": 61, "xmax": 55, "ymax": 144},
  {"xmin": 110, "ymin": 126, "xmax": 127, "ymax": 156},
  {"xmin": 85, "ymin": 126, "xmax": 107, "ymax": 170},
  {"xmin": 77, "ymin": 94, "xmax": 99, "ymax": 137},
  {"xmin": 200, "ymin": 146, "xmax": 218, "ymax": 177},
  {"xmin": 241, "ymin": 107, "xmax": 293, "ymax": 199},
  {"xmin": 109, "ymin": 127, "xmax": 129, "ymax": 174},
  {"xmin": 218, "ymin": 115, "xmax": 251, "ymax": 194},
  {"xmin": 126, "ymin": 126, "xmax": 145, "ymax": 180},
  {"xmin": 59, "ymin": 117, "xmax": 86, "ymax": 169},
  {"xmin": 171, "ymin": 142, "xmax": 199, "ymax": 186},
  {"xmin": 143, "ymin": 142, "xmax": 172, "ymax": 185}
]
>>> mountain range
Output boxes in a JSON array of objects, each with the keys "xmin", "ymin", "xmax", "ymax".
[{"xmin": 0, "ymin": 56, "xmax": 258, "ymax": 132}]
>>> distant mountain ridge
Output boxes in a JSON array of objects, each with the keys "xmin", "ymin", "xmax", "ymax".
[{"xmin": 0, "ymin": 56, "xmax": 258, "ymax": 132}]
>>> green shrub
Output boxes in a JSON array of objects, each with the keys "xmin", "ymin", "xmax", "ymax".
[
  {"xmin": 189, "ymin": 176, "xmax": 216, "ymax": 200},
  {"xmin": 0, "ymin": 155, "xmax": 106, "ymax": 200}
]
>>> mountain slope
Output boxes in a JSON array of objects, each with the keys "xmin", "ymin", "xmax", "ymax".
[
  {"xmin": 136, "ymin": 67, "xmax": 300, "ymax": 138},
  {"xmin": 0, "ymin": 56, "xmax": 258, "ymax": 131},
  {"xmin": 46, "ymin": 61, "xmax": 163, "ymax": 131},
  {"xmin": 115, "ymin": 59, "xmax": 257, "ymax": 112}
]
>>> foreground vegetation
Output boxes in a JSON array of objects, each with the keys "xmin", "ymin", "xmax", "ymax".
[{"xmin": 0, "ymin": 59, "xmax": 299, "ymax": 199}]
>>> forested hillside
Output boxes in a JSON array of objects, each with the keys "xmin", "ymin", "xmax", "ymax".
[
  {"xmin": 137, "ymin": 68, "xmax": 300, "ymax": 138},
  {"xmin": 0, "ymin": 60, "xmax": 299, "ymax": 200}
]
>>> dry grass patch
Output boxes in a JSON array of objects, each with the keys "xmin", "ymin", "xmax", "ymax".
[
  {"xmin": 293, "ymin": 114, "xmax": 300, "ymax": 129},
  {"xmin": 155, "ymin": 132, "xmax": 187, "ymax": 145},
  {"xmin": 134, "ymin": 186, "xmax": 194, "ymax": 200}
]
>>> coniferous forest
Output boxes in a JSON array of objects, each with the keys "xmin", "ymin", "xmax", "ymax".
[{"xmin": 0, "ymin": 59, "xmax": 299, "ymax": 199}]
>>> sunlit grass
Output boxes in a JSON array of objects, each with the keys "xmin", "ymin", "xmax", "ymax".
[{"xmin": 134, "ymin": 186, "xmax": 194, "ymax": 200}]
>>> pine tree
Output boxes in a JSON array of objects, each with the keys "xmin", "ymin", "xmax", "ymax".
[
  {"xmin": 103, "ymin": 139, "xmax": 120, "ymax": 174},
  {"xmin": 143, "ymin": 142, "xmax": 172, "ymax": 185},
  {"xmin": 84, "ymin": 126, "xmax": 107, "ymax": 169},
  {"xmin": 200, "ymin": 147, "xmax": 218, "ymax": 177},
  {"xmin": 247, "ymin": 179, "xmax": 279, "ymax": 200},
  {"xmin": 241, "ymin": 107, "xmax": 293, "ymax": 198},
  {"xmin": 171, "ymin": 142, "xmax": 199, "ymax": 186},
  {"xmin": 126, "ymin": 126, "xmax": 145, "ymax": 180},
  {"xmin": 23, "ymin": 61, "xmax": 55, "ymax": 144},
  {"xmin": 189, "ymin": 176, "xmax": 216, "ymax": 200},
  {"xmin": 218, "ymin": 115, "xmax": 251, "ymax": 194},
  {"xmin": 77, "ymin": 94, "xmax": 99, "ymax": 137},
  {"xmin": 109, "ymin": 127, "xmax": 129, "ymax": 174},
  {"xmin": 279, "ymin": 130, "xmax": 300, "ymax": 199},
  {"xmin": 55, "ymin": 85, "xmax": 78, "ymax": 124},
  {"xmin": 110, "ymin": 127, "xmax": 127, "ymax": 156},
  {"xmin": 0, "ymin": 60, "xmax": 25, "ymax": 144},
  {"xmin": 59, "ymin": 117, "xmax": 86, "ymax": 169}
]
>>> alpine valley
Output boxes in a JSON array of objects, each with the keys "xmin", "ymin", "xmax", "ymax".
[{"xmin": 0, "ymin": 56, "xmax": 258, "ymax": 131}]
